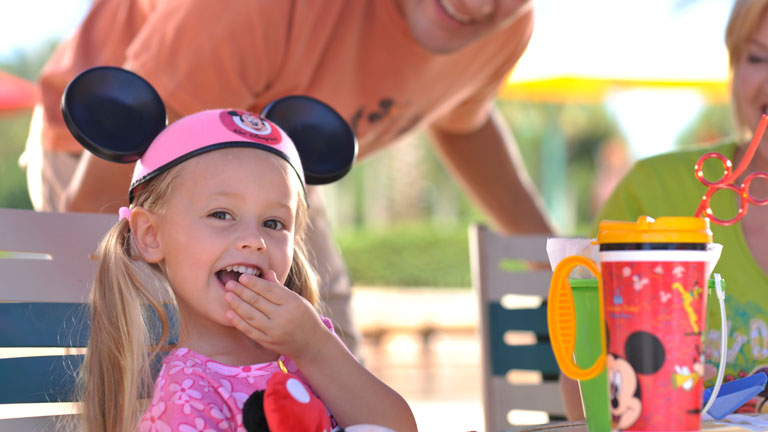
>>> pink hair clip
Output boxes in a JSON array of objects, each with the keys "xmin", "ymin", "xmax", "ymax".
[{"xmin": 118, "ymin": 206, "xmax": 132, "ymax": 221}]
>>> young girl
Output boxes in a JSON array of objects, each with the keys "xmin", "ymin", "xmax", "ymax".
[{"xmin": 65, "ymin": 67, "xmax": 417, "ymax": 432}]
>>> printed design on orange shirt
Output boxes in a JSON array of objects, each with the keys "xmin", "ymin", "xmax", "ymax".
[
  {"xmin": 349, "ymin": 98, "xmax": 425, "ymax": 146},
  {"xmin": 220, "ymin": 110, "xmax": 282, "ymax": 145},
  {"xmin": 349, "ymin": 98, "xmax": 395, "ymax": 134}
]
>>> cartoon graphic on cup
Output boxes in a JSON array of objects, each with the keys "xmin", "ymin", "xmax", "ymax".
[
  {"xmin": 549, "ymin": 216, "xmax": 725, "ymax": 431},
  {"xmin": 607, "ymin": 332, "xmax": 666, "ymax": 429}
]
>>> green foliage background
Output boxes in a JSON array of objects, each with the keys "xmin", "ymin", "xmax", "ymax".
[
  {"xmin": 0, "ymin": 43, "xmax": 55, "ymax": 210},
  {"xmin": 0, "ymin": 114, "xmax": 33, "ymax": 210}
]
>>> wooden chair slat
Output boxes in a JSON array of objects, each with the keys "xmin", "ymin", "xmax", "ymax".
[
  {"xmin": 0, "ymin": 209, "xmax": 111, "ymax": 427},
  {"xmin": 0, "ymin": 356, "xmax": 83, "ymax": 403},
  {"xmin": 0, "ymin": 303, "xmax": 89, "ymax": 348},
  {"xmin": 471, "ymin": 224, "xmax": 568, "ymax": 431}
]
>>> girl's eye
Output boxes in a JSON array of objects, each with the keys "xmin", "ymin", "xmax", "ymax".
[
  {"xmin": 263, "ymin": 219, "xmax": 284, "ymax": 230},
  {"xmin": 747, "ymin": 54, "xmax": 768, "ymax": 64},
  {"xmin": 210, "ymin": 211, "xmax": 233, "ymax": 220}
]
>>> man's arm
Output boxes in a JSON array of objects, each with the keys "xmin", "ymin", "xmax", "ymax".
[
  {"xmin": 60, "ymin": 152, "xmax": 133, "ymax": 213},
  {"xmin": 428, "ymin": 106, "xmax": 553, "ymax": 235},
  {"xmin": 59, "ymin": 106, "xmax": 181, "ymax": 213},
  {"xmin": 561, "ymin": 374, "xmax": 585, "ymax": 420}
]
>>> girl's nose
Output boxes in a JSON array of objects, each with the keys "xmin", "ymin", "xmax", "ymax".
[{"xmin": 236, "ymin": 227, "xmax": 266, "ymax": 251}]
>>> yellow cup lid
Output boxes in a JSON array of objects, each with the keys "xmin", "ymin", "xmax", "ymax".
[{"xmin": 597, "ymin": 216, "xmax": 712, "ymax": 244}]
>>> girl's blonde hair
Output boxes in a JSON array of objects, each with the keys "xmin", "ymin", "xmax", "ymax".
[
  {"xmin": 726, "ymin": 0, "xmax": 768, "ymax": 140},
  {"xmin": 77, "ymin": 164, "xmax": 318, "ymax": 432}
]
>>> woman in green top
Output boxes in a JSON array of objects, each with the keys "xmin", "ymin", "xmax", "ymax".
[{"xmin": 593, "ymin": 0, "xmax": 768, "ymax": 415}]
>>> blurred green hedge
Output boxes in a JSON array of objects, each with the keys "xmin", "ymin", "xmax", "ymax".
[
  {"xmin": 335, "ymin": 223, "xmax": 471, "ymax": 288},
  {"xmin": 0, "ymin": 113, "xmax": 33, "ymax": 210}
]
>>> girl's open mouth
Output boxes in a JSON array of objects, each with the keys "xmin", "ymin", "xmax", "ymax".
[{"xmin": 216, "ymin": 265, "xmax": 262, "ymax": 285}]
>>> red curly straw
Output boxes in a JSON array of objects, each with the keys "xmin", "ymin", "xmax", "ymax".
[{"xmin": 695, "ymin": 114, "xmax": 768, "ymax": 218}]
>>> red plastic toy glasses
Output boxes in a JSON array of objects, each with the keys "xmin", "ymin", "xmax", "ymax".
[{"xmin": 694, "ymin": 114, "xmax": 768, "ymax": 225}]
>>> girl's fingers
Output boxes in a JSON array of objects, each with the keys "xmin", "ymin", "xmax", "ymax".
[
  {"xmin": 237, "ymin": 272, "xmax": 286, "ymax": 304},
  {"xmin": 226, "ymin": 309, "xmax": 268, "ymax": 342},
  {"xmin": 225, "ymin": 288, "xmax": 271, "ymax": 323},
  {"xmin": 226, "ymin": 280, "xmax": 268, "ymax": 309}
]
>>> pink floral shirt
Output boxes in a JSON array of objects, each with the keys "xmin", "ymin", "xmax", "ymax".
[{"xmin": 139, "ymin": 318, "xmax": 336, "ymax": 432}]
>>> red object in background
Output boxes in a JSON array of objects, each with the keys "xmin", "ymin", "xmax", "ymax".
[{"xmin": 0, "ymin": 70, "xmax": 36, "ymax": 112}]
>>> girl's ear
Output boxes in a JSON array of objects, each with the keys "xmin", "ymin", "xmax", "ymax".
[{"xmin": 129, "ymin": 207, "xmax": 163, "ymax": 263}]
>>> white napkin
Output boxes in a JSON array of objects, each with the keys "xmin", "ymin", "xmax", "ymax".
[
  {"xmin": 545, "ymin": 238, "xmax": 600, "ymax": 279},
  {"xmin": 702, "ymin": 413, "xmax": 768, "ymax": 431},
  {"xmin": 706, "ymin": 243, "xmax": 723, "ymax": 280}
]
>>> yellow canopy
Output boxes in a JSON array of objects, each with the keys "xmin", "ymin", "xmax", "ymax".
[{"xmin": 499, "ymin": 75, "xmax": 729, "ymax": 105}]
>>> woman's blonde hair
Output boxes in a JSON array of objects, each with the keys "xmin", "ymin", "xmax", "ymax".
[
  {"xmin": 726, "ymin": 0, "xmax": 768, "ymax": 140},
  {"xmin": 77, "ymin": 161, "xmax": 318, "ymax": 432}
]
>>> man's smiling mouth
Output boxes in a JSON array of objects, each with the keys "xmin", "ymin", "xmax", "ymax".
[{"xmin": 216, "ymin": 265, "xmax": 262, "ymax": 285}]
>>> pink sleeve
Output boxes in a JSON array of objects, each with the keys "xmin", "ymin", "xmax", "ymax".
[
  {"xmin": 139, "ymin": 370, "xmax": 240, "ymax": 431},
  {"xmin": 320, "ymin": 316, "xmax": 334, "ymax": 333}
]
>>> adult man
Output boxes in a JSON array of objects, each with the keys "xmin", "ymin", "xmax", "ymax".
[{"xmin": 23, "ymin": 0, "xmax": 553, "ymax": 356}]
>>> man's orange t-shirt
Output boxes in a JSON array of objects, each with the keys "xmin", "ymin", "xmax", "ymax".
[{"xmin": 38, "ymin": 0, "xmax": 534, "ymax": 159}]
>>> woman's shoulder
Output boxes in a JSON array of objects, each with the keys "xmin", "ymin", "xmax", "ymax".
[
  {"xmin": 620, "ymin": 139, "xmax": 738, "ymax": 189},
  {"xmin": 636, "ymin": 139, "xmax": 738, "ymax": 169}
]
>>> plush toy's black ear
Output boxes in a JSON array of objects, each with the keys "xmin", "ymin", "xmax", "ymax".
[
  {"xmin": 262, "ymin": 96, "xmax": 357, "ymax": 185},
  {"xmin": 61, "ymin": 66, "xmax": 167, "ymax": 163},
  {"xmin": 242, "ymin": 390, "xmax": 270, "ymax": 432}
]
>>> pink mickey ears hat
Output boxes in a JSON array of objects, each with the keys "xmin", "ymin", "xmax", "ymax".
[{"xmin": 61, "ymin": 66, "xmax": 357, "ymax": 203}]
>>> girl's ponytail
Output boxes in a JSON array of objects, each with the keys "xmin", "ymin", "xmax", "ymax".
[
  {"xmin": 285, "ymin": 197, "xmax": 320, "ymax": 308},
  {"xmin": 79, "ymin": 216, "xmax": 174, "ymax": 431}
]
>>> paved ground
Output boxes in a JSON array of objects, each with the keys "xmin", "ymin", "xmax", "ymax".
[{"xmin": 353, "ymin": 287, "xmax": 485, "ymax": 431}]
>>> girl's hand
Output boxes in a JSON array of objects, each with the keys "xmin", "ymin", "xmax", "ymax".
[
  {"xmin": 224, "ymin": 271, "xmax": 329, "ymax": 360},
  {"xmin": 228, "ymin": 272, "xmax": 417, "ymax": 432}
]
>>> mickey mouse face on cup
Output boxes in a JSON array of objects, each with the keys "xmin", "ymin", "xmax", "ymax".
[{"xmin": 61, "ymin": 66, "xmax": 358, "ymax": 203}]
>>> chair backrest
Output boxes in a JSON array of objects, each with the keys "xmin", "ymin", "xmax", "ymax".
[
  {"xmin": 469, "ymin": 224, "xmax": 566, "ymax": 432},
  {"xmin": 0, "ymin": 208, "xmax": 115, "ymax": 431}
]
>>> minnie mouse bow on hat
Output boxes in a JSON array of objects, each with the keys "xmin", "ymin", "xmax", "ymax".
[{"xmin": 61, "ymin": 66, "xmax": 358, "ymax": 203}]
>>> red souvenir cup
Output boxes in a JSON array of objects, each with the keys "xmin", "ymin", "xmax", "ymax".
[{"xmin": 549, "ymin": 216, "xmax": 715, "ymax": 431}]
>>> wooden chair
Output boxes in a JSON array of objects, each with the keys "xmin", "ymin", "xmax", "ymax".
[
  {"xmin": 0, "ymin": 208, "xmax": 114, "ymax": 431},
  {"xmin": 469, "ymin": 224, "xmax": 566, "ymax": 432}
]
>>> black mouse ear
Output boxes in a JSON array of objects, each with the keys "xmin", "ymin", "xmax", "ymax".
[
  {"xmin": 242, "ymin": 390, "xmax": 269, "ymax": 432},
  {"xmin": 61, "ymin": 66, "xmax": 167, "ymax": 163},
  {"xmin": 262, "ymin": 96, "xmax": 357, "ymax": 185}
]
